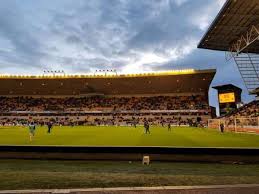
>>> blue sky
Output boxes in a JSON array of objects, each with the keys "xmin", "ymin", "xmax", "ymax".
[{"xmin": 0, "ymin": 0, "xmax": 255, "ymax": 111}]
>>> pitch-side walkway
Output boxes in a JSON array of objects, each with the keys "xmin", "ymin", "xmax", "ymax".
[{"xmin": 0, "ymin": 184, "xmax": 259, "ymax": 194}]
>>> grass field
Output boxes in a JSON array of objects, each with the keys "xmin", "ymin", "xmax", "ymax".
[
  {"xmin": 0, "ymin": 159, "xmax": 259, "ymax": 189},
  {"xmin": 0, "ymin": 127, "xmax": 259, "ymax": 190},
  {"xmin": 0, "ymin": 125, "xmax": 259, "ymax": 147}
]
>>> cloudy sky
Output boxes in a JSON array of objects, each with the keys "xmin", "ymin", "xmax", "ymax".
[{"xmin": 0, "ymin": 0, "xmax": 255, "ymax": 110}]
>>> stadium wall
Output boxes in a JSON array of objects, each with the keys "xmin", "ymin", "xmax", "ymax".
[
  {"xmin": 0, "ymin": 146, "xmax": 259, "ymax": 163},
  {"xmin": 208, "ymin": 117, "xmax": 259, "ymax": 134},
  {"xmin": 0, "ymin": 92, "xmax": 206, "ymax": 98}
]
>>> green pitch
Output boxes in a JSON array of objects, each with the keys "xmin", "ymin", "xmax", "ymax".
[{"xmin": 0, "ymin": 125, "xmax": 259, "ymax": 147}]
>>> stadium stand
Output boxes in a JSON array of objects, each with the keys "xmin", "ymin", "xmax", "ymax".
[
  {"xmin": 198, "ymin": 0, "xmax": 259, "ymax": 133},
  {"xmin": 0, "ymin": 95, "xmax": 210, "ymax": 126},
  {"xmin": 0, "ymin": 95, "xmax": 209, "ymax": 112},
  {"xmin": 0, "ymin": 69, "xmax": 215, "ymax": 126},
  {"xmin": 208, "ymin": 99, "xmax": 259, "ymax": 134},
  {"xmin": 224, "ymin": 100, "xmax": 259, "ymax": 118}
]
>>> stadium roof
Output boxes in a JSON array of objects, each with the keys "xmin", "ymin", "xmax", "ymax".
[
  {"xmin": 198, "ymin": 0, "xmax": 259, "ymax": 53},
  {"xmin": 0, "ymin": 69, "xmax": 216, "ymax": 96},
  {"xmin": 250, "ymin": 87, "xmax": 259, "ymax": 95},
  {"xmin": 212, "ymin": 84, "xmax": 242, "ymax": 93}
]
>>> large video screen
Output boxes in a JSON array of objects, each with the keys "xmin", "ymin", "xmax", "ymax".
[{"xmin": 219, "ymin": 92, "xmax": 235, "ymax": 103}]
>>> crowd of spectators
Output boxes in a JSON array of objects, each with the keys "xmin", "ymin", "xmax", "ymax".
[
  {"xmin": 0, "ymin": 115, "xmax": 205, "ymax": 127},
  {"xmin": 0, "ymin": 95, "xmax": 209, "ymax": 112},
  {"xmin": 218, "ymin": 100, "xmax": 259, "ymax": 130},
  {"xmin": 224, "ymin": 100, "xmax": 259, "ymax": 118},
  {"xmin": 0, "ymin": 95, "xmax": 210, "ymax": 127}
]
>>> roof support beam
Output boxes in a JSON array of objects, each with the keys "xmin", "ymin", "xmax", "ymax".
[
  {"xmin": 226, "ymin": 24, "xmax": 259, "ymax": 60},
  {"xmin": 233, "ymin": 53, "xmax": 259, "ymax": 92}
]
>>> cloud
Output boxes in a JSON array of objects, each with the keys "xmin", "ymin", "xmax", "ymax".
[
  {"xmin": 0, "ymin": 0, "xmax": 223, "ymax": 73},
  {"xmin": 173, "ymin": 0, "xmax": 188, "ymax": 6},
  {"xmin": 188, "ymin": 0, "xmax": 225, "ymax": 31}
]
